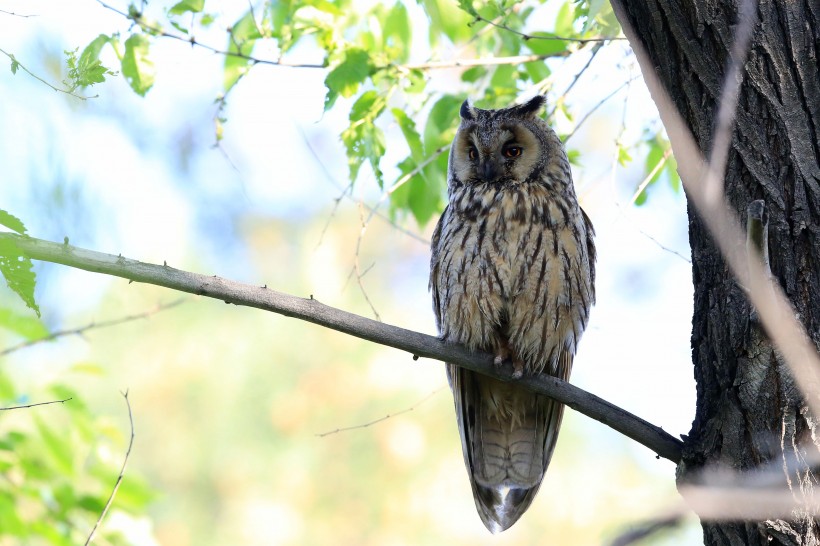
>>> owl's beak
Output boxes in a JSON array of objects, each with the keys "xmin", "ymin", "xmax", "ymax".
[{"xmin": 479, "ymin": 159, "xmax": 499, "ymax": 182}]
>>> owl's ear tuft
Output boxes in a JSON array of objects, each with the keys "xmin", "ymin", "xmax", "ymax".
[
  {"xmin": 515, "ymin": 95, "xmax": 547, "ymax": 118},
  {"xmin": 460, "ymin": 100, "xmax": 476, "ymax": 121}
]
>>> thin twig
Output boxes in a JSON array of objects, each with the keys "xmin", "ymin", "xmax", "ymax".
[
  {"xmin": 610, "ymin": 514, "xmax": 684, "ymax": 546},
  {"xmin": 0, "ymin": 48, "xmax": 93, "ymax": 100},
  {"xmin": 545, "ymin": 43, "xmax": 604, "ymax": 117},
  {"xmin": 85, "ymin": 390, "xmax": 135, "ymax": 546},
  {"xmin": 630, "ymin": 147, "xmax": 673, "ymax": 204},
  {"xmin": 353, "ymin": 203, "xmax": 382, "ymax": 321},
  {"xmin": 315, "ymin": 184, "xmax": 353, "ymax": 249},
  {"xmin": 563, "ymin": 75, "xmax": 640, "ymax": 142},
  {"xmin": 347, "ymin": 145, "xmax": 448, "ymax": 319},
  {"xmin": 0, "ymin": 397, "xmax": 72, "ymax": 411},
  {"xmin": 95, "ymin": 0, "xmax": 325, "ymax": 69},
  {"xmin": 0, "ymin": 8, "xmax": 37, "ymax": 17},
  {"xmin": 401, "ymin": 53, "xmax": 569, "ymax": 71},
  {"xmin": 0, "ymin": 298, "xmax": 186, "ymax": 356},
  {"xmin": 298, "ymin": 127, "xmax": 430, "ymax": 245},
  {"xmin": 472, "ymin": 13, "xmax": 624, "ymax": 44},
  {"xmin": 95, "ymin": 1, "xmax": 574, "ymax": 74},
  {"xmin": 316, "ymin": 386, "xmax": 445, "ymax": 437}
]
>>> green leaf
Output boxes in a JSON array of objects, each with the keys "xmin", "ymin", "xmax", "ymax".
[
  {"xmin": 0, "ymin": 237, "xmax": 40, "ymax": 318},
  {"xmin": 222, "ymin": 10, "xmax": 262, "ymax": 93},
  {"xmin": 423, "ymin": 95, "xmax": 462, "ymax": 154},
  {"xmin": 523, "ymin": 60, "xmax": 551, "ymax": 83},
  {"xmin": 10, "ymin": 57, "xmax": 18, "ymax": 75},
  {"xmin": 349, "ymin": 90, "xmax": 383, "ymax": 122},
  {"xmin": 121, "ymin": 34, "xmax": 155, "ymax": 96},
  {"xmin": 524, "ymin": 32, "xmax": 571, "ymax": 57},
  {"xmin": 456, "ymin": 0, "xmax": 478, "ymax": 17},
  {"xmin": 0, "ymin": 493, "xmax": 25, "ymax": 536},
  {"xmin": 341, "ymin": 122, "xmax": 386, "ymax": 187},
  {"xmin": 0, "ymin": 307, "xmax": 48, "ymax": 340},
  {"xmin": 169, "ymin": 0, "xmax": 205, "ymax": 15},
  {"xmin": 617, "ymin": 145, "xmax": 632, "ymax": 167},
  {"xmin": 392, "ymin": 108, "xmax": 424, "ymax": 163},
  {"xmin": 0, "ymin": 209, "xmax": 26, "ymax": 234},
  {"xmin": 460, "ymin": 66, "xmax": 486, "ymax": 83},
  {"xmin": 555, "ymin": 0, "xmax": 578, "ymax": 36},
  {"xmin": 231, "ymin": 9, "xmax": 264, "ymax": 42},
  {"xmin": 383, "ymin": 3, "xmax": 411, "ymax": 61},
  {"xmin": 407, "ymin": 174, "xmax": 441, "ymax": 227},
  {"xmin": 423, "ymin": 0, "xmax": 473, "ymax": 45},
  {"xmin": 34, "ymin": 418, "xmax": 73, "ymax": 476},
  {"xmin": 324, "ymin": 48, "xmax": 374, "ymax": 105},
  {"xmin": 65, "ymin": 35, "xmax": 116, "ymax": 90},
  {"xmin": 170, "ymin": 21, "xmax": 189, "ymax": 34}
]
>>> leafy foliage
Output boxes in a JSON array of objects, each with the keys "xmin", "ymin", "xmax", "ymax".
[
  {"xmin": 46, "ymin": 0, "xmax": 662, "ymax": 228},
  {"xmin": 0, "ymin": 211, "xmax": 39, "ymax": 317},
  {"xmin": 63, "ymin": 35, "xmax": 117, "ymax": 92},
  {"xmin": 6, "ymin": 1, "xmax": 679, "ymax": 227},
  {"xmin": 0, "ymin": 373, "xmax": 155, "ymax": 545},
  {"xmin": 121, "ymin": 34, "xmax": 155, "ymax": 97}
]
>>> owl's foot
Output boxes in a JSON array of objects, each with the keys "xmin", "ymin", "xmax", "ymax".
[
  {"xmin": 511, "ymin": 358, "xmax": 525, "ymax": 378},
  {"xmin": 493, "ymin": 344, "xmax": 511, "ymax": 367}
]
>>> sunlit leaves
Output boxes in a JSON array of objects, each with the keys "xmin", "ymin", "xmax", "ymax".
[
  {"xmin": 63, "ymin": 35, "xmax": 117, "ymax": 92},
  {"xmin": 383, "ymin": 3, "xmax": 412, "ymax": 62},
  {"xmin": 324, "ymin": 48, "xmax": 375, "ymax": 111},
  {"xmin": 223, "ymin": 10, "xmax": 263, "ymax": 93},
  {"xmin": 121, "ymin": 33, "xmax": 155, "ymax": 96},
  {"xmin": 421, "ymin": 0, "xmax": 473, "ymax": 45},
  {"xmin": 0, "ymin": 211, "xmax": 39, "ymax": 318},
  {"xmin": 169, "ymin": 0, "xmax": 205, "ymax": 15},
  {"xmin": 0, "ymin": 370, "xmax": 156, "ymax": 544},
  {"xmin": 632, "ymin": 135, "xmax": 679, "ymax": 205}
]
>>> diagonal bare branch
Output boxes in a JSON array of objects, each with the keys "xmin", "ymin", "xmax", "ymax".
[
  {"xmin": 0, "ymin": 397, "xmax": 72, "ymax": 411},
  {"xmin": 0, "ymin": 298, "xmax": 186, "ymax": 356},
  {"xmin": 0, "ymin": 232, "xmax": 683, "ymax": 463}
]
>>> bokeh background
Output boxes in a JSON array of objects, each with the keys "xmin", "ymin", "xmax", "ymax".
[{"xmin": 1, "ymin": 1, "xmax": 701, "ymax": 544}]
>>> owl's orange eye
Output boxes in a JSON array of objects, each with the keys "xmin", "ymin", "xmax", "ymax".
[
  {"xmin": 468, "ymin": 147, "xmax": 478, "ymax": 160},
  {"xmin": 503, "ymin": 146, "xmax": 522, "ymax": 158}
]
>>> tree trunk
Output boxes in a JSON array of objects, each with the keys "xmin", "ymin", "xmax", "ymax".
[{"xmin": 613, "ymin": 0, "xmax": 820, "ymax": 544}]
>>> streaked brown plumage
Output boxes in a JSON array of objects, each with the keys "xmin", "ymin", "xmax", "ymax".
[{"xmin": 429, "ymin": 96, "xmax": 596, "ymax": 532}]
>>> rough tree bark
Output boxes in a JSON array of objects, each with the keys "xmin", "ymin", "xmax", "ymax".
[{"xmin": 613, "ymin": 0, "xmax": 820, "ymax": 544}]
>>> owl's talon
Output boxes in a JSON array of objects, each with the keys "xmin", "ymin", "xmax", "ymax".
[
  {"xmin": 493, "ymin": 343, "xmax": 511, "ymax": 368},
  {"xmin": 511, "ymin": 368, "xmax": 523, "ymax": 379},
  {"xmin": 512, "ymin": 359, "xmax": 525, "ymax": 378}
]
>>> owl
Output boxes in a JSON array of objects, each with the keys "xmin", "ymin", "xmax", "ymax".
[{"xmin": 429, "ymin": 95, "xmax": 596, "ymax": 532}]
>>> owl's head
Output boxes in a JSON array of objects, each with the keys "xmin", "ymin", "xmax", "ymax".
[{"xmin": 449, "ymin": 96, "xmax": 568, "ymax": 189}]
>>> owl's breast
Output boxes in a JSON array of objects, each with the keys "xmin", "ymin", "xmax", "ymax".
[{"xmin": 431, "ymin": 184, "xmax": 594, "ymax": 373}]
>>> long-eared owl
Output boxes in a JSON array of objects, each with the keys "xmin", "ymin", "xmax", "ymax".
[{"xmin": 429, "ymin": 96, "xmax": 596, "ymax": 532}]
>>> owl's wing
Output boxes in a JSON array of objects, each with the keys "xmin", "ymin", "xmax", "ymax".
[
  {"xmin": 429, "ymin": 205, "xmax": 449, "ymax": 330},
  {"xmin": 581, "ymin": 207, "xmax": 596, "ymax": 301},
  {"xmin": 448, "ymin": 349, "xmax": 572, "ymax": 533}
]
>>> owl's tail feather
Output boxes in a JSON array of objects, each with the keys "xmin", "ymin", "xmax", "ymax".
[{"xmin": 448, "ymin": 358, "xmax": 569, "ymax": 533}]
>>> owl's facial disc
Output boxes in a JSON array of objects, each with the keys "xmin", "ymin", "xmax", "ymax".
[{"xmin": 453, "ymin": 124, "xmax": 542, "ymax": 184}]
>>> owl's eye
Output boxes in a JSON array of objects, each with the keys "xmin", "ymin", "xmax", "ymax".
[
  {"xmin": 468, "ymin": 147, "xmax": 478, "ymax": 160},
  {"xmin": 503, "ymin": 146, "xmax": 523, "ymax": 158}
]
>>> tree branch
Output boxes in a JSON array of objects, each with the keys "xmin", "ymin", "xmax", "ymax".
[
  {"xmin": 0, "ymin": 397, "xmax": 72, "ymax": 411},
  {"xmin": 0, "ymin": 232, "xmax": 683, "ymax": 463},
  {"xmin": 0, "ymin": 298, "xmax": 185, "ymax": 356}
]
